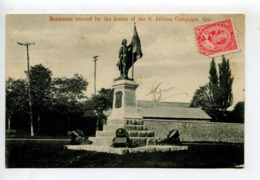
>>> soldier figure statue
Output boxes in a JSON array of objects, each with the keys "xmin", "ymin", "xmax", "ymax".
[{"xmin": 117, "ymin": 39, "xmax": 132, "ymax": 79}]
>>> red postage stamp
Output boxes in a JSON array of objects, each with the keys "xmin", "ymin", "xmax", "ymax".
[{"xmin": 194, "ymin": 18, "xmax": 239, "ymax": 57}]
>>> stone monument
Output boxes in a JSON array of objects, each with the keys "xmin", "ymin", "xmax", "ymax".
[{"xmin": 89, "ymin": 35, "xmax": 160, "ymax": 146}]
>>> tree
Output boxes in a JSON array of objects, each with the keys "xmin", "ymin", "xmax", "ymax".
[
  {"xmin": 190, "ymin": 84, "xmax": 218, "ymax": 121},
  {"xmin": 218, "ymin": 55, "xmax": 234, "ymax": 111},
  {"xmin": 90, "ymin": 88, "xmax": 114, "ymax": 130},
  {"xmin": 230, "ymin": 101, "xmax": 244, "ymax": 123},
  {"xmin": 190, "ymin": 84, "xmax": 211, "ymax": 109},
  {"xmin": 6, "ymin": 78, "xmax": 29, "ymax": 131},
  {"xmin": 51, "ymin": 74, "xmax": 88, "ymax": 131},
  {"xmin": 29, "ymin": 64, "xmax": 52, "ymax": 133},
  {"xmin": 76, "ymin": 100, "xmax": 98, "ymax": 136},
  {"xmin": 209, "ymin": 57, "xmax": 220, "ymax": 108},
  {"xmin": 97, "ymin": 88, "xmax": 114, "ymax": 109},
  {"xmin": 190, "ymin": 55, "xmax": 234, "ymax": 122}
]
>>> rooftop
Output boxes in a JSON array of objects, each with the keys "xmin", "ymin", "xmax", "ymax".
[{"xmin": 105, "ymin": 100, "xmax": 211, "ymax": 120}]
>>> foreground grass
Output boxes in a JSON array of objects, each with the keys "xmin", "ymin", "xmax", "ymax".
[{"xmin": 6, "ymin": 140, "xmax": 244, "ymax": 168}]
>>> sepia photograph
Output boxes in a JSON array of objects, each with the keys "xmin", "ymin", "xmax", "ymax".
[{"xmin": 5, "ymin": 14, "xmax": 244, "ymax": 168}]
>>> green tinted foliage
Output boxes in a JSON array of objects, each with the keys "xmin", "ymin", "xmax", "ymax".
[
  {"xmin": 230, "ymin": 101, "xmax": 244, "ymax": 123},
  {"xmin": 191, "ymin": 55, "xmax": 235, "ymax": 122},
  {"xmin": 190, "ymin": 84, "xmax": 211, "ymax": 109},
  {"xmin": 218, "ymin": 55, "xmax": 234, "ymax": 110},
  {"xmin": 6, "ymin": 78, "xmax": 28, "ymax": 115},
  {"xmin": 51, "ymin": 74, "xmax": 88, "ymax": 106}
]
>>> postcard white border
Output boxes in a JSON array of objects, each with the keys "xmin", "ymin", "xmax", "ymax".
[{"xmin": 1, "ymin": 0, "xmax": 260, "ymax": 180}]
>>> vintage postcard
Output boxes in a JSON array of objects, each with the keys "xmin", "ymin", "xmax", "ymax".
[{"xmin": 5, "ymin": 14, "xmax": 244, "ymax": 168}]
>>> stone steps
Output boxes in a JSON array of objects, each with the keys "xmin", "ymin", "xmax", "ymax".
[
  {"xmin": 89, "ymin": 136, "xmax": 161, "ymax": 146},
  {"xmin": 107, "ymin": 119, "xmax": 144, "ymax": 126},
  {"xmin": 125, "ymin": 125, "xmax": 148, "ymax": 130},
  {"xmin": 125, "ymin": 119, "xmax": 144, "ymax": 125},
  {"xmin": 128, "ymin": 130, "xmax": 155, "ymax": 137},
  {"xmin": 103, "ymin": 124, "xmax": 148, "ymax": 131},
  {"xmin": 97, "ymin": 118, "xmax": 157, "ymax": 147},
  {"xmin": 96, "ymin": 130, "xmax": 155, "ymax": 137}
]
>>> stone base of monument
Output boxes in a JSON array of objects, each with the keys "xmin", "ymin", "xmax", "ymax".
[
  {"xmin": 64, "ymin": 79, "xmax": 188, "ymax": 154},
  {"xmin": 89, "ymin": 119, "xmax": 160, "ymax": 146},
  {"xmin": 64, "ymin": 145, "xmax": 188, "ymax": 155}
]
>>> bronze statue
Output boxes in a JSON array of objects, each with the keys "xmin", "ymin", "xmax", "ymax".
[
  {"xmin": 116, "ymin": 24, "xmax": 143, "ymax": 79},
  {"xmin": 117, "ymin": 39, "xmax": 132, "ymax": 79}
]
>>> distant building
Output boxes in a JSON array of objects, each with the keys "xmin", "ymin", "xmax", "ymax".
[
  {"xmin": 105, "ymin": 100, "xmax": 211, "ymax": 122},
  {"xmin": 136, "ymin": 100, "xmax": 211, "ymax": 121}
]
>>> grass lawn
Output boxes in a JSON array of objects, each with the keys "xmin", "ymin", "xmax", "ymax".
[{"xmin": 6, "ymin": 140, "xmax": 244, "ymax": 168}]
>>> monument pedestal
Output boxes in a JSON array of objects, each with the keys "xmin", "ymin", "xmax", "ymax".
[
  {"xmin": 109, "ymin": 79, "xmax": 143, "ymax": 121},
  {"xmin": 90, "ymin": 79, "xmax": 160, "ymax": 146}
]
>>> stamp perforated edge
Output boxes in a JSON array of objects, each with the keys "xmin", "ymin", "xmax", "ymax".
[{"xmin": 192, "ymin": 17, "xmax": 242, "ymax": 58}]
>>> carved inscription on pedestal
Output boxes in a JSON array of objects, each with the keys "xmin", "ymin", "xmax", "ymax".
[{"xmin": 115, "ymin": 91, "xmax": 123, "ymax": 108}]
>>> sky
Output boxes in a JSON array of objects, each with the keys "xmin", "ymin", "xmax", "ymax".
[{"xmin": 5, "ymin": 14, "xmax": 245, "ymax": 109}]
